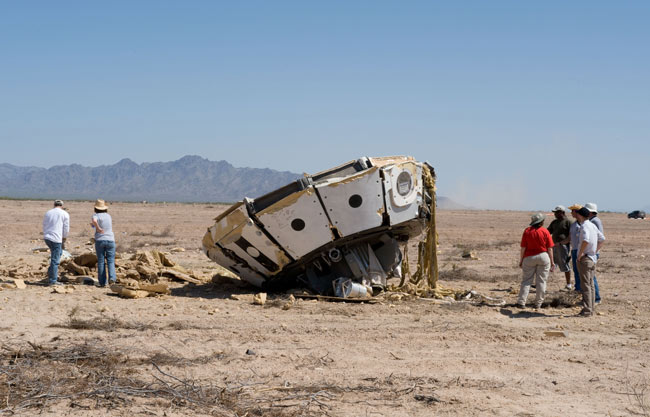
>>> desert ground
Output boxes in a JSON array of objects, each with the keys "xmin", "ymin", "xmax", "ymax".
[{"xmin": 1, "ymin": 200, "xmax": 649, "ymax": 416}]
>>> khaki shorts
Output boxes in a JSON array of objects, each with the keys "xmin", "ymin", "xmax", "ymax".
[{"xmin": 553, "ymin": 244, "xmax": 571, "ymax": 272}]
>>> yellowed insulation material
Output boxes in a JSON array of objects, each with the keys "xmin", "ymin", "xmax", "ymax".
[{"xmin": 388, "ymin": 167, "xmax": 461, "ymax": 299}]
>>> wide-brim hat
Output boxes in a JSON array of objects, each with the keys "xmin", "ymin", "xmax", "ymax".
[
  {"xmin": 568, "ymin": 203, "xmax": 582, "ymax": 211},
  {"xmin": 584, "ymin": 202, "xmax": 598, "ymax": 213},
  {"xmin": 530, "ymin": 212, "xmax": 545, "ymax": 226},
  {"xmin": 94, "ymin": 199, "xmax": 108, "ymax": 210}
]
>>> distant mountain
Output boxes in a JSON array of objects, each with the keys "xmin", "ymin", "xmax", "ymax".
[
  {"xmin": 437, "ymin": 196, "xmax": 467, "ymax": 210},
  {"xmin": 0, "ymin": 156, "xmax": 301, "ymax": 203},
  {"xmin": 1, "ymin": 156, "xmax": 459, "ymax": 206}
]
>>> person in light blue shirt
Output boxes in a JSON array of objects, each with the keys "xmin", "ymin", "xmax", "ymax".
[
  {"xmin": 90, "ymin": 199, "xmax": 116, "ymax": 287},
  {"xmin": 584, "ymin": 203, "xmax": 604, "ymax": 303}
]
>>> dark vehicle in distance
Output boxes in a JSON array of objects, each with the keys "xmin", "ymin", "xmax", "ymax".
[{"xmin": 628, "ymin": 210, "xmax": 646, "ymax": 219}]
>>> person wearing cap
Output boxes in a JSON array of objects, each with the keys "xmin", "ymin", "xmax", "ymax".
[
  {"xmin": 584, "ymin": 203, "xmax": 603, "ymax": 233},
  {"xmin": 517, "ymin": 213, "xmax": 555, "ymax": 309},
  {"xmin": 573, "ymin": 207, "xmax": 605, "ymax": 317},
  {"xmin": 90, "ymin": 199, "xmax": 116, "ymax": 287},
  {"xmin": 584, "ymin": 202, "xmax": 603, "ymax": 303},
  {"xmin": 42, "ymin": 200, "xmax": 70, "ymax": 285},
  {"xmin": 547, "ymin": 205, "xmax": 572, "ymax": 290}
]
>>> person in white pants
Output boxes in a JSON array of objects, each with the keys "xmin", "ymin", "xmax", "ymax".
[{"xmin": 517, "ymin": 213, "xmax": 555, "ymax": 309}]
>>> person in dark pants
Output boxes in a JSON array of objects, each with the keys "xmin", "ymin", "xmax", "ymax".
[
  {"xmin": 42, "ymin": 200, "xmax": 70, "ymax": 286},
  {"xmin": 547, "ymin": 205, "xmax": 572, "ymax": 289},
  {"xmin": 90, "ymin": 199, "xmax": 116, "ymax": 287}
]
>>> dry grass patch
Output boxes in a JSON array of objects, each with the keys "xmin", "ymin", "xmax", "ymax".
[
  {"xmin": 0, "ymin": 341, "xmax": 430, "ymax": 416},
  {"xmin": 49, "ymin": 308, "xmax": 210, "ymax": 332}
]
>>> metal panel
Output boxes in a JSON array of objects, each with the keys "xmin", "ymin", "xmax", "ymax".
[
  {"xmin": 212, "ymin": 204, "xmax": 291, "ymax": 276},
  {"xmin": 209, "ymin": 202, "xmax": 248, "ymax": 243},
  {"xmin": 255, "ymin": 187, "xmax": 334, "ymax": 259},
  {"xmin": 205, "ymin": 247, "xmax": 266, "ymax": 287},
  {"xmin": 315, "ymin": 167, "xmax": 385, "ymax": 237},
  {"xmin": 382, "ymin": 162, "xmax": 423, "ymax": 225}
]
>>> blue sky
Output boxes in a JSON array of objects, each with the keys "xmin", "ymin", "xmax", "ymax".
[{"xmin": 1, "ymin": 1, "xmax": 648, "ymax": 211}]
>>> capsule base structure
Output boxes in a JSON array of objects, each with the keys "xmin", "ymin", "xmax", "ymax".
[{"xmin": 202, "ymin": 156, "xmax": 435, "ymax": 296}]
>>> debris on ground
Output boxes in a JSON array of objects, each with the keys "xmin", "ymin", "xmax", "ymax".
[
  {"xmin": 0, "ymin": 248, "xmax": 203, "ymax": 296},
  {"xmin": 52, "ymin": 285, "xmax": 74, "ymax": 294},
  {"xmin": 0, "ymin": 278, "xmax": 26, "ymax": 290},
  {"xmin": 60, "ymin": 259, "xmax": 92, "ymax": 276},
  {"xmin": 544, "ymin": 331, "xmax": 568, "ymax": 338},
  {"xmin": 118, "ymin": 250, "xmax": 204, "ymax": 284},
  {"xmin": 110, "ymin": 281, "xmax": 170, "ymax": 299},
  {"xmin": 461, "ymin": 249, "xmax": 481, "ymax": 260},
  {"xmin": 74, "ymin": 252, "xmax": 98, "ymax": 268},
  {"xmin": 253, "ymin": 292, "xmax": 267, "ymax": 305}
]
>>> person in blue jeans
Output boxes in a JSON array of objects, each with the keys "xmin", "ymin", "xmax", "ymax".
[
  {"xmin": 90, "ymin": 199, "xmax": 116, "ymax": 287},
  {"xmin": 42, "ymin": 199, "xmax": 70, "ymax": 285}
]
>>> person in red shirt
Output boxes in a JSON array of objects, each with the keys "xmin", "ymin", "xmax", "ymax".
[{"xmin": 516, "ymin": 213, "xmax": 555, "ymax": 309}]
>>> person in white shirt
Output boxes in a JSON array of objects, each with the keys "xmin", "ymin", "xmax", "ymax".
[
  {"xmin": 584, "ymin": 202, "xmax": 603, "ymax": 303},
  {"xmin": 42, "ymin": 200, "xmax": 70, "ymax": 285},
  {"xmin": 574, "ymin": 207, "xmax": 605, "ymax": 317}
]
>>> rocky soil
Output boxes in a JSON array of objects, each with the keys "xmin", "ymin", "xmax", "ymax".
[{"xmin": 1, "ymin": 200, "xmax": 649, "ymax": 416}]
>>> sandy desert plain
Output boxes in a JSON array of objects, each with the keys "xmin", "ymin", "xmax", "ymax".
[{"xmin": 1, "ymin": 199, "xmax": 649, "ymax": 416}]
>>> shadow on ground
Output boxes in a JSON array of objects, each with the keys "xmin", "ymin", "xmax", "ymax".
[
  {"xmin": 499, "ymin": 307, "xmax": 563, "ymax": 318},
  {"xmin": 170, "ymin": 275, "xmax": 259, "ymax": 299}
]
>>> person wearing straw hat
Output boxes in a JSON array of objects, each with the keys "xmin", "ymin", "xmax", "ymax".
[
  {"xmin": 516, "ymin": 213, "xmax": 555, "ymax": 309},
  {"xmin": 90, "ymin": 199, "xmax": 116, "ymax": 287},
  {"xmin": 42, "ymin": 199, "xmax": 70, "ymax": 286},
  {"xmin": 547, "ymin": 205, "xmax": 573, "ymax": 290}
]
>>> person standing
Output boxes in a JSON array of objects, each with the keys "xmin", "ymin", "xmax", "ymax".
[
  {"xmin": 574, "ymin": 207, "xmax": 605, "ymax": 317},
  {"xmin": 568, "ymin": 204, "xmax": 592, "ymax": 293},
  {"xmin": 584, "ymin": 202, "xmax": 602, "ymax": 303},
  {"xmin": 517, "ymin": 213, "xmax": 555, "ymax": 309},
  {"xmin": 547, "ymin": 205, "xmax": 572, "ymax": 289},
  {"xmin": 42, "ymin": 200, "xmax": 70, "ymax": 286},
  {"xmin": 90, "ymin": 199, "xmax": 116, "ymax": 287}
]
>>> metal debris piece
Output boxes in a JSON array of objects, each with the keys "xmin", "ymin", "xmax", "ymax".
[
  {"xmin": 461, "ymin": 250, "xmax": 480, "ymax": 260},
  {"xmin": 203, "ymin": 156, "xmax": 436, "ymax": 296}
]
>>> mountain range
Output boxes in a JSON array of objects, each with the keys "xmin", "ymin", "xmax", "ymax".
[
  {"xmin": 0, "ymin": 156, "xmax": 300, "ymax": 203},
  {"xmin": 0, "ymin": 156, "xmax": 462, "ymax": 208}
]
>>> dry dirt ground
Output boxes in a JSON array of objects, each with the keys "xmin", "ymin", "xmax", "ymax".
[{"xmin": 1, "ymin": 200, "xmax": 649, "ymax": 416}]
